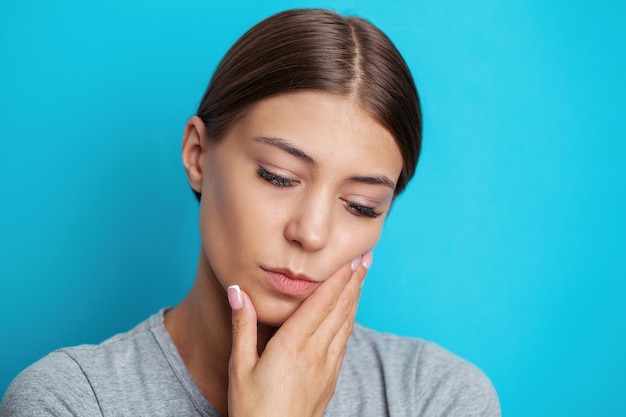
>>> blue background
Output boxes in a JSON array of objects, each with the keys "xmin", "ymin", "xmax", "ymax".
[{"xmin": 1, "ymin": 1, "xmax": 624, "ymax": 415}]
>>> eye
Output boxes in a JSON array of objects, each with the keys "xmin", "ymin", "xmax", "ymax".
[
  {"xmin": 346, "ymin": 201, "xmax": 383, "ymax": 219},
  {"xmin": 256, "ymin": 166, "xmax": 298, "ymax": 188}
]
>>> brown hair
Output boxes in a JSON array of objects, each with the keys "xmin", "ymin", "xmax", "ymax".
[{"xmin": 195, "ymin": 8, "xmax": 421, "ymax": 200}]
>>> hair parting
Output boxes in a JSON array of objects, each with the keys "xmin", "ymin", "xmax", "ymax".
[{"xmin": 193, "ymin": 8, "xmax": 422, "ymax": 201}]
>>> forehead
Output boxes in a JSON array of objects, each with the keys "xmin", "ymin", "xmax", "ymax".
[{"xmin": 234, "ymin": 90, "xmax": 403, "ymax": 179}]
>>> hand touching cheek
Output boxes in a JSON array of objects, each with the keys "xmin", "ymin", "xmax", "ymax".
[{"xmin": 227, "ymin": 253, "xmax": 372, "ymax": 417}]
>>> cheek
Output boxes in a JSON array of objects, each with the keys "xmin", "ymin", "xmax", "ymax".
[
  {"xmin": 198, "ymin": 164, "xmax": 254, "ymax": 279},
  {"xmin": 330, "ymin": 215, "xmax": 385, "ymax": 264},
  {"xmin": 201, "ymin": 188, "xmax": 243, "ymax": 245},
  {"xmin": 199, "ymin": 163, "xmax": 284, "ymax": 271}
]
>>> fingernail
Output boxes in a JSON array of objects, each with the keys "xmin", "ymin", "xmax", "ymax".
[
  {"xmin": 361, "ymin": 251, "xmax": 373, "ymax": 270},
  {"xmin": 227, "ymin": 285, "xmax": 243, "ymax": 310},
  {"xmin": 351, "ymin": 255, "xmax": 362, "ymax": 271}
]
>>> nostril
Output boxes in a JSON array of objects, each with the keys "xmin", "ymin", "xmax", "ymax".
[
  {"xmin": 283, "ymin": 195, "xmax": 333, "ymax": 252},
  {"xmin": 284, "ymin": 219, "xmax": 329, "ymax": 252}
]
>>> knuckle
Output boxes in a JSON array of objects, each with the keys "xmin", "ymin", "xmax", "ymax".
[
  {"xmin": 228, "ymin": 355, "xmax": 246, "ymax": 380},
  {"xmin": 283, "ymin": 337, "xmax": 303, "ymax": 359},
  {"xmin": 342, "ymin": 317, "xmax": 355, "ymax": 336},
  {"xmin": 311, "ymin": 349, "xmax": 326, "ymax": 366},
  {"xmin": 328, "ymin": 384, "xmax": 337, "ymax": 398},
  {"xmin": 327, "ymin": 341, "xmax": 346, "ymax": 359},
  {"xmin": 346, "ymin": 319, "xmax": 354, "ymax": 336},
  {"xmin": 337, "ymin": 295, "xmax": 354, "ymax": 316},
  {"xmin": 324, "ymin": 372, "xmax": 339, "ymax": 395},
  {"xmin": 318, "ymin": 290, "xmax": 337, "ymax": 313},
  {"xmin": 231, "ymin": 317, "xmax": 249, "ymax": 335}
]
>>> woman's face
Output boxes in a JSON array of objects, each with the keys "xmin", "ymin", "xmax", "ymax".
[{"xmin": 192, "ymin": 90, "xmax": 403, "ymax": 326}]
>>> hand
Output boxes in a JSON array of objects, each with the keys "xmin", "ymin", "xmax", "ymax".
[{"xmin": 226, "ymin": 252, "xmax": 372, "ymax": 417}]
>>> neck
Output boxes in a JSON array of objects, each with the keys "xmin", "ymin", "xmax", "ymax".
[{"xmin": 164, "ymin": 253, "xmax": 275, "ymax": 416}]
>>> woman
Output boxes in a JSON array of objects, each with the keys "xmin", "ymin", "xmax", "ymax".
[{"xmin": 0, "ymin": 8, "xmax": 500, "ymax": 417}]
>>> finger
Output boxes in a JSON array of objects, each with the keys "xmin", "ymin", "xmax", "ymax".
[
  {"xmin": 327, "ymin": 285, "xmax": 360, "ymax": 367},
  {"xmin": 316, "ymin": 251, "xmax": 372, "ymax": 354},
  {"xmin": 314, "ymin": 263, "xmax": 364, "ymax": 350},
  {"xmin": 277, "ymin": 257, "xmax": 359, "ymax": 340},
  {"xmin": 228, "ymin": 285, "xmax": 258, "ymax": 376}
]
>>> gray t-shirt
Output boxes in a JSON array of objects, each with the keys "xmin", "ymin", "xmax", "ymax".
[{"xmin": 1, "ymin": 310, "xmax": 500, "ymax": 416}]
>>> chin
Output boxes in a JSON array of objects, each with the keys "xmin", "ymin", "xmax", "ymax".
[
  {"xmin": 252, "ymin": 295, "xmax": 303, "ymax": 328},
  {"xmin": 257, "ymin": 316, "xmax": 289, "ymax": 328}
]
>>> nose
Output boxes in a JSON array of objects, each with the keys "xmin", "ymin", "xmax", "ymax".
[{"xmin": 284, "ymin": 193, "xmax": 332, "ymax": 252}]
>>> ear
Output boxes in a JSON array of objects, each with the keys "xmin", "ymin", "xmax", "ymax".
[{"xmin": 182, "ymin": 116, "xmax": 210, "ymax": 195}]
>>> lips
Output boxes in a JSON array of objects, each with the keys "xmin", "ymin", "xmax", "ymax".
[{"xmin": 262, "ymin": 267, "xmax": 320, "ymax": 297}]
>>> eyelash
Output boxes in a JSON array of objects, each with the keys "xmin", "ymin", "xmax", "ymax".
[
  {"xmin": 256, "ymin": 166, "xmax": 298, "ymax": 187},
  {"xmin": 256, "ymin": 166, "xmax": 383, "ymax": 219},
  {"xmin": 346, "ymin": 201, "xmax": 383, "ymax": 219}
]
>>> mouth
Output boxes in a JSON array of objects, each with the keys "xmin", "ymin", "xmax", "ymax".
[{"xmin": 261, "ymin": 267, "xmax": 320, "ymax": 297}]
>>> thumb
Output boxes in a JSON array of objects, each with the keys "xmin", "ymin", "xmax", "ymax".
[{"xmin": 227, "ymin": 285, "xmax": 258, "ymax": 375}]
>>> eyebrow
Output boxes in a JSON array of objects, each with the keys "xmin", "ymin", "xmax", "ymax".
[
  {"xmin": 348, "ymin": 175, "xmax": 396, "ymax": 190},
  {"xmin": 254, "ymin": 135, "xmax": 397, "ymax": 190},
  {"xmin": 255, "ymin": 136, "xmax": 317, "ymax": 167}
]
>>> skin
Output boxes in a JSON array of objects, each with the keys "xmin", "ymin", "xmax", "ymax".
[{"xmin": 165, "ymin": 90, "xmax": 403, "ymax": 417}]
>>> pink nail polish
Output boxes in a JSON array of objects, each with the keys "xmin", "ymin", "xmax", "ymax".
[
  {"xmin": 351, "ymin": 255, "xmax": 362, "ymax": 271},
  {"xmin": 361, "ymin": 251, "xmax": 373, "ymax": 270},
  {"xmin": 227, "ymin": 285, "xmax": 243, "ymax": 310}
]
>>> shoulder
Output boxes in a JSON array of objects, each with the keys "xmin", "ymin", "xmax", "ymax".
[
  {"xmin": 341, "ymin": 325, "xmax": 501, "ymax": 417},
  {"xmin": 0, "ymin": 350, "xmax": 101, "ymax": 416},
  {"xmin": 1, "ymin": 311, "xmax": 165, "ymax": 417},
  {"xmin": 58, "ymin": 310, "xmax": 164, "ymax": 373}
]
